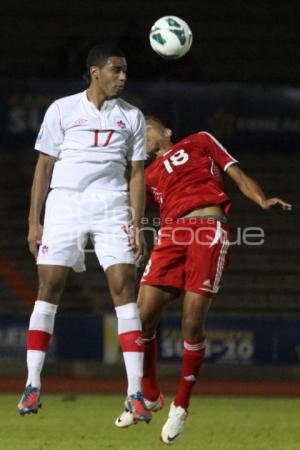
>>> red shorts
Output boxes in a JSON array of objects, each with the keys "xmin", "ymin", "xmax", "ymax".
[{"xmin": 141, "ymin": 218, "xmax": 231, "ymax": 298}]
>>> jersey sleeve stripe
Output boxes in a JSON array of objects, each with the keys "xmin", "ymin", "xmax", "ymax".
[
  {"xmin": 201, "ymin": 132, "xmax": 238, "ymax": 163},
  {"xmin": 224, "ymin": 160, "xmax": 238, "ymax": 172},
  {"xmin": 54, "ymin": 102, "xmax": 63, "ymax": 133}
]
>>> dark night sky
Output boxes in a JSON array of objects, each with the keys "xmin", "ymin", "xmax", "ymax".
[{"xmin": 1, "ymin": 0, "xmax": 300, "ymax": 83}]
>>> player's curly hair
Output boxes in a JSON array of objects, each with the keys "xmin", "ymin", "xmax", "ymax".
[{"xmin": 83, "ymin": 44, "xmax": 125, "ymax": 83}]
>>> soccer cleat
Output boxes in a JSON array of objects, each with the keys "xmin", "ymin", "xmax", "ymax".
[
  {"xmin": 115, "ymin": 409, "xmax": 136, "ymax": 428},
  {"xmin": 17, "ymin": 384, "xmax": 42, "ymax": 416},
  {"xmin": 160, "ymin": 402, "xmax": 187, "ymax": 445},
  {"xmin": 115, "ymin": 392, "xmax": 164, "ymax": 428},
  {"xmin": 145, "ymin": 392, "xmax": 165, "ymax": 413},
  {"xmin": 126, "ymin": 391, "xmax": 152, "ymax": 424}
]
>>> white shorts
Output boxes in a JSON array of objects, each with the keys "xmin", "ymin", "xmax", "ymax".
[{"xmin": 37, "ymin": 188, "xmax": 135, "ymax": 271}]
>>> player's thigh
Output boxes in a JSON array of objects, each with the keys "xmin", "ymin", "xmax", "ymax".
[
  {"xmin": 184, "ymin": 221, "xmax": 230, "ymax": 296},
  {"xmin": 38, "ymin": 189, "xmax": 86, "ymax": 271},
  {"xmin": 93, "ymin": 227, "xmax": 135, "ymax": 274},
  {"xmin": 93, "ymin": 213, "xmax": 136, "ymax": 305},
  {"xmin": 105, "ymin": 263, "xmax": 136, "ymax": 305},
  {"xmin": 92, "ymin": 190, "xmax": 135, "ymax": 268},
  {"xmin": 140, "ymin": 238, "xmax": 185, "ymax": 289},
  {"xmin": 138, "ymin": 285, "xmax": 179, "ymax": 335}
]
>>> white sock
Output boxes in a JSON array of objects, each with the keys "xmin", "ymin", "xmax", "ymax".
[
  {"xmin": 115, "ymin": 303, "xmax": 143, "ymax": 396},
  {"xmin": 26, "ymin": 300, "xmax": 58, "ymax": 388},
  {"xmin": 26, "ymin": 350, "xmax": 46, "ymax": 388}
]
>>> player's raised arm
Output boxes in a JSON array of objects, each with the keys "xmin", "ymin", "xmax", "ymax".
[
  {"xmin": 226, "ymin": 164, "xmax": 292, "ymax": 211},
  {"xmin": 28, "ymin": 153, "xmax": 56, "ymax": 258}
]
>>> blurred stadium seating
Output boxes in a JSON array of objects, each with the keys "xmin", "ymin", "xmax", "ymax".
[
  {"xmin": 0, "ymin": 0, "xmax": 299, "ymax": 382},
  {"xmin": 0, "ymin": 147, "xmax": 298, "ymax": 316}
]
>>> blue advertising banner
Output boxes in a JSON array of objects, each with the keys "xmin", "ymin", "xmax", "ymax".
[
  {"xmin": 1, "ymin": 314, "xmax": 299, "ymax": 364},
  {"xmin": 0, "ymin": 315, "xmax": 103, "ymax": 361},
  {"xmin": 1, "ymin": 79, "xmax": 300, "ymax": 152},
  {"xmin": 53, "ymin": 315, "xmax": 103, "ymax": 361},
  {"xmin": 158, "ymin": 316, "xmax": 300, "ymax": 365}
]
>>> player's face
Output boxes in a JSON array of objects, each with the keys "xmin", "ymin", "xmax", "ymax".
[
  {"xmin": 94, "ymin": 57, "xmax": 127, "ymax": 98},
  {"xmin": 146, "ymin": 119, "xmax": 169, "ymax": 158}
]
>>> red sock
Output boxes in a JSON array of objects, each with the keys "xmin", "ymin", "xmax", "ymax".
[
  {"xmin": 142, "ymin": 336, "xmax": 160, "ymax": 401},
  {"xmin": 27, "ymin": 330, "xmax": 52, "ymax": 351},
  {"xmin": 174, "ymin": 338, "xmax": 206, "ymax": 410},
  {"xmin": 118, "ymin": 330, "xmax": 143, "ymax": 352}
]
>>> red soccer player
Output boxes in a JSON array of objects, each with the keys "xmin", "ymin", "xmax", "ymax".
[{"xmin": 116, "ymin": 116, "xmax": 291, "ymax": 444}]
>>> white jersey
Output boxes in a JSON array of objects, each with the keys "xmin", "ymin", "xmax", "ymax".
[{"xmin": 35, "ymin": 91, "xmax": 146, "ymax": 191}]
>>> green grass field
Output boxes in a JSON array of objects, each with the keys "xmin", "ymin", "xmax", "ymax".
[{"xmin": 2, "ymin": 394, "xmax": 300, "ymax": 450}]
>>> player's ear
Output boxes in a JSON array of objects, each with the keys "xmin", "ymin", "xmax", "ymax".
[
  {"xmin": 165, "ymin": 128, "xmax": 172, "ymax": 138},
  {"xmin": 90, "ymin": 66, "xmax": 100, "ymax": 81}
]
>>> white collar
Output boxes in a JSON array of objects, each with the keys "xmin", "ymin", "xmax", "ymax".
[{"xmin": 82, "ymin": 90, "xmax": 117, "ymax": 112}]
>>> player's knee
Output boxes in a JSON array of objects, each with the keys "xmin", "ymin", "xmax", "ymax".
[
  {"xmin": 107, "ymin": 266, "xmax": 135, "ymax": 301},
  {"xmin": 142, "ymin": 321, "xmax": 156, "ymax": 338},
  {"xmin": 110, "ymin": 284, "xmax": 135, "ymax": 305},
  {"xmin": 109, "ymin": 277, "xmax": 135, "ymax": 303},
  {"xmin": 38, "ymin": 278, "xmax": 65, "ymax": 301},
  {"xmin": 182, "ymin": 315, "xmax": 205, "ymax": 339},
  {"xmin": 139, "ymin": 308, "xmax": 155, "ymax": 334}
]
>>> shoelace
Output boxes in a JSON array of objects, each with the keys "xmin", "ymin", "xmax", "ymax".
[
  {"xmin": 130, "ymin": 392, "xmax": 143, "ymax": 400},
  {"xmin": 172, "ymin": 408, "xmax": 186, "ymax": 419},
  {"xmin": 22, "ymin": 385, "xmax": 38, "ymax": 402},
  {"xmin": 129, "ymin": 393, "xmax": 148, "ymax": 412}
]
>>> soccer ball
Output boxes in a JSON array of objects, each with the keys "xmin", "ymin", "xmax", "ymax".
[{"xmin": 149, "ymin": 16, "xmax": 193, "ymax": 59}]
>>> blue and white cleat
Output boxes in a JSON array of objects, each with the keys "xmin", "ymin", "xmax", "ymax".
[
  {"xmin": 115, "ymin": 392, "xmax": 165, "ymax": 428},
  {"xmin": 17, "ymin": 384, "xmax": 42, "ymax": 416},
  {"xmin": 126, "ymin": 391, "xmax": 152, "ymax": 424}
]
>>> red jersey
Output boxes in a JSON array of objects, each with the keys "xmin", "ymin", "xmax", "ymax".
[{"xmin": 145, "ymin": 132, "xmax": 238, "ymax": 224}]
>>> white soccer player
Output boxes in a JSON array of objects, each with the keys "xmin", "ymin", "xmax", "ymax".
[{"xmin": 17, "ymin": 44, "xmax": 151, "ymax": 423}]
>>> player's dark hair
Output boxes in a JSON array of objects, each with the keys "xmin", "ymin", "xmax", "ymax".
[
  {"xmin": 83, "ymin": 44, "xmax": 125, "ymax": 83},
  {"xmin": 145, "ymin": 115, "xmax": 167, "ymax": 128}
]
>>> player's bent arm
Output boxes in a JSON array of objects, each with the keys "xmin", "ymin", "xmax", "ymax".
[
  {"xmin": 128, "ymin": 161, "xmax": 146, "ymax": 228},
  {"xmin": 28, "ymin": 153, "xmax": 56, "ymax": 258},
  {"xmin": 128, "ymin": 160, "xmax": 146, "ymax": 259},
  {"xmin": 226, "ymin": 164, "xmax": 292, "ymax": 211},
  {"xmin": 29, "ymin": 152, "xmax": 56, "ymax": 224}
]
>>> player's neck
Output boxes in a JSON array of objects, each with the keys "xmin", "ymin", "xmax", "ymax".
[
  {"xmin": 86, "ymin": 87, "xmax": 108, "ymax": 110},
  {"xmin": 157, "ymin": 141, "xmax": 173, "ymax": 158}
]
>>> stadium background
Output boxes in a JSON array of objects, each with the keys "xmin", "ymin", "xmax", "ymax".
[{"xmin": 0, "ymin": 0, "xmax": 299, "ymax": 395}]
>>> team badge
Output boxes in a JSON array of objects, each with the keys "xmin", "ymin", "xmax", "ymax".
[
  {"xmin": 117, "ymin": 120, "xmax": 126, "ymax": 129},
  {"xmin": 74, "ymin": 118, "xmax": 88, "ymax": 126}
]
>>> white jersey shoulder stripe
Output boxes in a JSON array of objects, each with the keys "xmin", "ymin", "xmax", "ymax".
[
  {"xmin": 53, "ymin": 101, "xmax": 63, "ymax": 132},
  {"xmin": 199, "ymin": 131, "xmax": 238, "ymax": 163}
]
